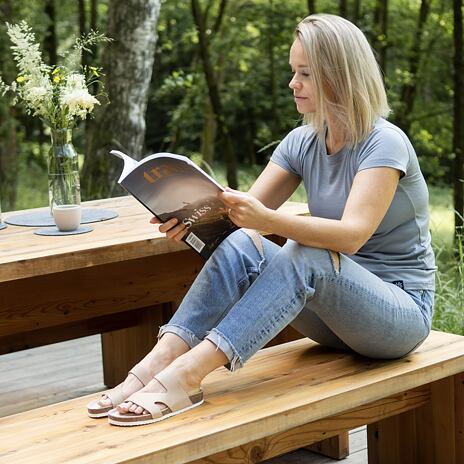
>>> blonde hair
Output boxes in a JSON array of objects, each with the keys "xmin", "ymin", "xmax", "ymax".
[{"xmin": 295, "ymin": 14, "xmax": 390, "ymax": 146}]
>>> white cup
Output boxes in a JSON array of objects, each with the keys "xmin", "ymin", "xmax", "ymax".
[{"xmin": 53, "ymin": 204, "xmax": 81, "ymax": 231}]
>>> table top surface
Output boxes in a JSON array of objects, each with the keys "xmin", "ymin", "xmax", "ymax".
[{"xmin": 0, "ymin": 196, "xmax": 308, "ymax": 283}]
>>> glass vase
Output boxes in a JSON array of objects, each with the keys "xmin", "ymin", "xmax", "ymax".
[{"xmin": 48, "ymin": 128, "xmax": 81, "ymax": 215}]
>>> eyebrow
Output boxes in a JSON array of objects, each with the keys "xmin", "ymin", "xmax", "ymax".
[{"xmin": 289, "ymin": 64, "xmax": 310, "ymax": 68}]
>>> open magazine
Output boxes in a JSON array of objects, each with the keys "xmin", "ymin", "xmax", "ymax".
[{"xmin": 110, "ymin": 150, "xmax": 239, "ymax": 259}]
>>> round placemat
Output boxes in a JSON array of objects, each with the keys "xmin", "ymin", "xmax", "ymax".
[
  {"xmin": 0, "ymin": 223, "xmax": 7, "ymax": 230},
  {"xmin": 34, "ymin": 225, "xmax": 93, "ymax": 236},
  {"xmin": 5, "ymin": 208, "xmax": 118, "ymax": 227}
]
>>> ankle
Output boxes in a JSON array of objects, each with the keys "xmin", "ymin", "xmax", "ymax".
[{"xmin": 169, "ymin": 359, "xmax": 203, "ymax": 388}]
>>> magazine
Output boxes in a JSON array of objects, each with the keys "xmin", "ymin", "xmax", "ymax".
[{"xmin": 110, "ymin": 150, "xmax": 239, "ymax": 259}]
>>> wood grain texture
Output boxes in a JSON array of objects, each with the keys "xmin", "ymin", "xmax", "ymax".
[
  {"xmin": 0, "ymin": 197, "xmax": 308, "ymax": 282},
  {"xmin": 367, "ymin": 375, "xmax": 459, "ymax": 464},
  {"xmin": 101, "ymin": 304, "xmax": 167, "ymax": 387},
  {"xmin": 455, "ymin": 373, "xmax": 464, "ymax": 464},
  {"xmin": 305, "ymin": 433, "xmax": 349, "ymax": 460},
  {"xmin": 0, "ymin": 330, "xmax": 463, "ymax": 464},
  {"xmin": 190, "ymin": 387, "xmax": 428, "ymax": 463}
]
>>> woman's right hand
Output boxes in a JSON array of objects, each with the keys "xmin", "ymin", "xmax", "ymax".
[{"xmin": 150, "ymin": 217, "xmax": 188, "ymax": 242}]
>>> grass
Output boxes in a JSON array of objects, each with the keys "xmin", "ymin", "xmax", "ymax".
[{"xmin": 10, "ymin": 160, "xmax": 463, "ymax": 335}]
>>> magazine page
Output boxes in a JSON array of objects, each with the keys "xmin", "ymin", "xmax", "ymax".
[{"xmin": 120, "ymin": 155, "xmax": 238, "ymax": 259}]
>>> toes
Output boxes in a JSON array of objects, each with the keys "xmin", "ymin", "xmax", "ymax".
[
  {"xmin": 129, "ymin": 403, "xmax": 138, "ymax": 413},
  {"xmin": 98, "ymin": 396, "xmax": 111, "ymax": 407},
  {"xmin": 117, "ymin": 401, "xmax": 130, "ymax": 413},
  {"xmin": 135, "ymin": 406, "xmax": 144, "ymax": 415}
]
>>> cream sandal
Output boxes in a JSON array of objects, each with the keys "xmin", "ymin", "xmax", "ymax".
[
  {"xmin": 87, "ymin": 363, "xmax": 153, "ymax": 418},
  {"xmin": 107, "ymin": 370, "xmax": 204, "ymax": 426}
]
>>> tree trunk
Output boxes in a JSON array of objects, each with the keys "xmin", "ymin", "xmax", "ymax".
[
  {"xmin": 82, "ymin": 0, "xmax": 161, "ymax": 199},
  {"xmin": 0, "ymin": 0, "xmax": 18, "ymax": 211},
  {"xmin": 339, "ymin": 0, "xmax": 347, "ymax": 18},
  {"xmin": 268, "ymin": 0, "xmax": 279, "ymax": 137},
  {"xmin": 395, "ymin": 0, "xmax": 430, "ymax": 135},
  {"xmin": 79, "ymin": 0, "xmax": 89, "ymax": 69},
  {"xmin": 373, "ymin": 0, "xmax": 388, "ymax": 75},
  {"xmin": 353, "ymin": 0, "xmax": 361, "ymax": 24},
  {"xmin": 44, "ymin": 0, "xmax": 57, "ymax": 65},
  {"xmin": 307, "ymin": 0, "xmax": 316, "ymax": 15},
  {"xmin": 191, "ymin": 0, "xmax": 238, "ymax": 189},
  {"xmin": 453, "ymin": 0, "xmax": 464, "ymax": 238},
  {"xmin": 200, "ymin": 102, "xmax": 217, "ymax": 166}
]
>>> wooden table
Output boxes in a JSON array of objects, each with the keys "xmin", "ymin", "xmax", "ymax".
[{"xmin": 0, "ymin": 196, "xmax": 308, "ymax": 388}]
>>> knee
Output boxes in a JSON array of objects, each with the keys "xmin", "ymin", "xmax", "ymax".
[{"xmin": 281, "ymin": 240, "xmax": 329, "ymax": 264}]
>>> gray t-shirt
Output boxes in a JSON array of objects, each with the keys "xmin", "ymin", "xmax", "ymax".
[{"xmin": 270, "ymin": 118, "xmax": 436, "ymax": 290}]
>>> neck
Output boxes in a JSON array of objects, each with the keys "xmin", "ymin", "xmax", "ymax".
[{"xmin": 325, "ymin": 120, "xmax": 345, "ymax": 155}]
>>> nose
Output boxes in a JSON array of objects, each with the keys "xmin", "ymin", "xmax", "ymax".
[{"xmin": 289, "ymin": 75, "xmax": 301, "ymax": 90}]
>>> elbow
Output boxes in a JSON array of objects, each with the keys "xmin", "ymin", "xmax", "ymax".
[
  {"xmin": 339, "ymin": 236, "xmax": 367, "ymax": 256},
  {"xmin": 339, "ymin": 245, "xmax": 359, "ymax": 255}
]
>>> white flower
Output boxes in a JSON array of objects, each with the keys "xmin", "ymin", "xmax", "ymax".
[
  {"xmin": 61, "ymin": 88, "xmax": 100, "ymax": 119},
  {"xmin": 65, "ymin": 73, "xmax": 86, "ymax": 91},
  {"xmin": 0, "ymin": 21, "xmax": 107, "ymax": 129}
]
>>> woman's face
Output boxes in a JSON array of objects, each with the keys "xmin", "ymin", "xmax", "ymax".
[{"xmin": 289, "ymin": 39, "xmax": 316, "ymax": 114}]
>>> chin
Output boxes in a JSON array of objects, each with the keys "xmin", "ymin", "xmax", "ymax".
[{"xmin": 295, "ymin": 105, "xmax": 315, "ymax": 114}]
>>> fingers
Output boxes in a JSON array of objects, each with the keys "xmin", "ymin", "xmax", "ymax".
[
  {"xmin": 157, "ymin": 218, "xmax": 188, "ymax": 242},
  {"xmin": 221, "ymin": 192, "xmax": 245, "ymax": 203},
  {"xmin": 150, "ymin": 216, "xmax": 161, "ymax": 224}
]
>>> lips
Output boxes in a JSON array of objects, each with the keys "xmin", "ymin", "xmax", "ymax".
[{"xmin": 294, "ymin": 96, "xmax": 308, "ymax": 100}]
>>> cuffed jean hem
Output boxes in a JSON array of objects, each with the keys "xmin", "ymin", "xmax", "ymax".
[
  {"xmin": 204, "ymin": 328, "xmax": 244, "ymax": 372},
  {"xmin": 157, "ymin": 323, "xmax": 203, "ymax": 349}
]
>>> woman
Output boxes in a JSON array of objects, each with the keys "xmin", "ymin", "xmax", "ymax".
[{"xmin": 88, "ymin": 14, "xmax": 436, "ymax": 426}]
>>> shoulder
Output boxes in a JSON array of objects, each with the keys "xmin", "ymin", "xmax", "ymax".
[
  {"xmin": 278, "ymin": 124, "xmax": 318, "ymax": 153},
  {"xmin": 283, "ymin": 124, "xmax": 317, "ymax": 143},
  {"xmin": 363, "ymin": 119, "xmax": 412, "ymax": 154}
]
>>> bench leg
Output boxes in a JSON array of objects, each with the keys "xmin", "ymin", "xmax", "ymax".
[
  {"xmin": 367, "ymin": 376, "xmax": 457, "ymax": 464},
  {"xmin": 304, "ymin": 432, "xmax": 349, "ymax": 459},
  {"xmin": 101, "ymin": 303, "xmax": 172, "ymax": 388}
]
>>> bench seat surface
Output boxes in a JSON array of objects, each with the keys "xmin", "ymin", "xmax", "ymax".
[{"xmin": 1, "ymin": 330, "xmax": 463, "ymax": 464}]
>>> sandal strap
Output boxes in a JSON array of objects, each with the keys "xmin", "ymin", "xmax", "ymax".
[
  {"xmin": 105, "ymin": 387, "xmax": 128, "ymax": 408},
  {"xmin": 154, "ymin": 370, "xmax": 193, "ymax": 411},
  {"xmin": 125, "ymin": 370, "xmax": 196, "ymax": 418},
  {"xmin": 104, "ymin": 363, "xmax": 151, "ymax": 407},
  {"xmin": 125, "ymin": 391, "xmax": 168, "ymax": 419}
]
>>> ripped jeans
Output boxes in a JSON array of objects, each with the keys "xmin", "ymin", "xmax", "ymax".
[{"xmin": 158, "ymin": 229, "xmax": 434, "ymax": 371}]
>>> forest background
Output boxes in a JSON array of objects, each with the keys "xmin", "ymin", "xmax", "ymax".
[{"xmin": 0, "ymin": 0, "xmax": 463, "ymax": 334}]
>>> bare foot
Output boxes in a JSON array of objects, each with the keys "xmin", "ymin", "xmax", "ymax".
[
  {"xmin": 116, "ymin": 364, "xmax": 201, "ymax": 415},
  {"xmin": 98, "ymin": 350, "xmax": 177, "ymax": 408}
]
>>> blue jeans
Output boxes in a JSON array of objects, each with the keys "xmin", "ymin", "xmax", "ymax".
[{"xmin": 158, "ymin": 230, "xmax": 434, "ymax": 371}]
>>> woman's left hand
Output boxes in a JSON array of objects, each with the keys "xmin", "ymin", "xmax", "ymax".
[{"xmin": 219, "ymin": 188, "xmax": 273, "ymax": 230}]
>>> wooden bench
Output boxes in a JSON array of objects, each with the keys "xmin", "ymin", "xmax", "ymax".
[{"xmin": 1, "ymin": 329, "xmax": 463, "ymax": 464}]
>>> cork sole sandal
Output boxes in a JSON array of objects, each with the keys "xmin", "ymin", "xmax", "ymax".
[
  {"xmin": 107, "ymin": 370, "xmax": 204, "ymax": 427},
  {"xmin": 87, "ymin": 363, "xmax": 153, "ymax": 418}
]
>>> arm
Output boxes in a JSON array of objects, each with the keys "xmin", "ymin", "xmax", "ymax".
[
  {"xmin": 151, "ymin": 160, "xmax": 301, "ymax": 241},
  {"xmin": 221, "ymin": 167, "xmax": 401, "ymax": 255},
  {"xmin": 247, "ymin": 161, "xmax": 302, "ymax": 209}
]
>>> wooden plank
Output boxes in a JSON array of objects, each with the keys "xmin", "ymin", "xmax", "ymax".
[
  {"xmin": 455, "ymin": 373, "xmax": 464, "ymax": 464},
  {"xmin": 0, "ymin": 197, "xmax": 308, "ymax": 282},
  {"xmin": 101, "ymin": 304, "xmax": 167, "ymax": 387},
  {"xmin": 367, "ymin": 376, "xmax": 457, "ymax": 464},
  {"xmin": 0, "ymin": 250, "xmax": 200, "ymax": 339},
  {"xmin": 0, "ymin": 305, "xmax": 176, "ymax": 355},
  {"xmin": 190, "ymin": 388, "xmax": 427, "ymax": 463},
  {"xmin": 0, "ymin": 331, "xmax": 462, "ymax": 464},
  {"xmin": 305, "ymin": 433, "xmax": 349, "ymax": 460}
]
